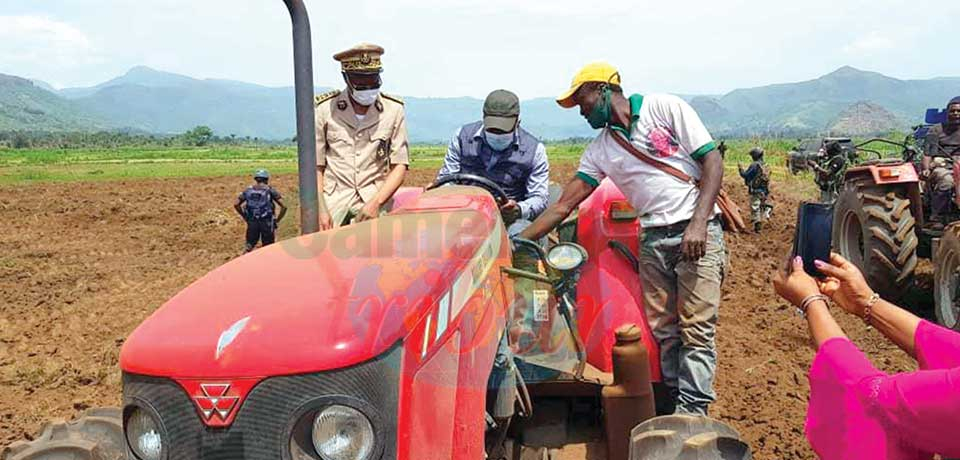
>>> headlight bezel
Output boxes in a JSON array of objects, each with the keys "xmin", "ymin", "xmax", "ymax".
[
  {"xmin": 312, "ymin": 404, "xmax": 374, "ymax": 460},
  {"xmin": 546, "ymin": 242, "xmax": 588, "ymax": 272},
  {"xmin": 287, "ymin": 396, "xmax": 384, "ymax": 460},
  {"xmin": 123, "ymin": 399, "xmax": 168, "ymax": 460}
]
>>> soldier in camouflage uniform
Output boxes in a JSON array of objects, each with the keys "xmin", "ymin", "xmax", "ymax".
[
  {"xmin": 738, "ymin": 147, "xmax": 772, "ymax": 232},
  {"xmin": 812, "ymin": 141, "xmax": 848, "ymax": 204}
]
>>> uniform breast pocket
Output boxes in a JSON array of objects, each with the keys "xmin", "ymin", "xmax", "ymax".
[{"xmin": 326, "ymin": 128, "xmax": 352, "ymax": 149}]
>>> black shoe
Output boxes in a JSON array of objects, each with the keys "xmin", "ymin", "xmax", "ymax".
[{"xmin": 754, "ymin": 222, "xmax": 762, "ymax": 233}]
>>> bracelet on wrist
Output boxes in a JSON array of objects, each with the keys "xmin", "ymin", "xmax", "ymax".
[
  {"xmin": 798, "ymin": 294, "xmax": 829, "ymax": 318},
  {"xmin": 862, "ymin": 292, "xmax": 880, "ymax": 325}
]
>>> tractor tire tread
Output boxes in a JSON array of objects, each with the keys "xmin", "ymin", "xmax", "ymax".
[
  {"xmin": 933, "ymin": 223, "xmax": 960, "ymax": 329},
  {"xmin": 833, "ymin": 185, "xmax": 917, "ymax": 301},
  {"xmin": 629, "ymin": 415, "xmax": 751, "ymax": 460},
  {"xmin": 1, "ymin": 408, "xmax": 124, "ymax": 460}
]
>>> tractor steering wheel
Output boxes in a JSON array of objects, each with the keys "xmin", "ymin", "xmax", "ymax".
[{"xmin": 427, "ymin": 173, "xmax": 510, "ymax": 205}]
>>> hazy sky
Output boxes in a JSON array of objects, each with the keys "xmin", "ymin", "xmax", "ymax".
[{"xmin": 2, "ymin": 0, "xmax": 957, "ymax": 98}]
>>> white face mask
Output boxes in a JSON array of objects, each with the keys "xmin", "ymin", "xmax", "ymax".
[
  {"xmin": 350, "ymin": 88, "xmax": 380, "ymax": 106},
  {"xmin": 485, "ymin": 131, "xmax": 515, "ymax": 151}
]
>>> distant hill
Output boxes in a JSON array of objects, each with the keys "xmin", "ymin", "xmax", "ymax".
[
  {"xmin": 0, "ymin": 74, "xmax": 112, "ymax": 132},
  {"xmin": 2, "ymin": 65, "xmax": 959, "ymax": 140},
  {"xmin": 59, "ymin": 66, "xmax": 200, "ymax": 98},
  {"xmin": 58, "ymin": 66, "xmax": 591, "ymax": 142},
  {"xmin": 828, "ymin": 101, "xmax": 903, "ymax": 136},
  {"xmin": 58, "ymin": 67, "xmax": 308, "ymax": 139},
  {"xmin": 694, "ymin": 66, "xmax": 960, "ymax": 136},
  {"xmin": 28, "ymin": 79, "xmax": 57, "ymax": 93},
  {"xmin": 403, "ymin": 95, "xmax": 594, "ymax": 143}
]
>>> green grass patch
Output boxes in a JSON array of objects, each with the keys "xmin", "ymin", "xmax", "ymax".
[
  {"xmin": 0, "ymin": 137, "xmax": 904, "ymax": 186},
  {"xmin": 0, "ymin": 161, "xmax": 299, "ymax": 184},
  {"xmin": 0, "ymin": 146, "xmax": 298, "ymax": 166}
]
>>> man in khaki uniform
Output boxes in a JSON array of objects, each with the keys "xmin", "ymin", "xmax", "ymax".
[{"xmin": 315, "ymin": 43, "xmax": 409, "ymax": 229}]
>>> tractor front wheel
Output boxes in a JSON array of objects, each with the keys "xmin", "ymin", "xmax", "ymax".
[
  {"xmin": 629, "ymin": 415, "xmax": 751, "ymax": 459},
  {"xmin": 832, "ymin": 184, "xmax": 918, "ymax": 301},
  {"xmin": 934, "ymin": 223, "xmax": 960, "ymax": 329},
  {"xmin": 1, "ymin": 408, "xmax": 124, "ymax": 460}
]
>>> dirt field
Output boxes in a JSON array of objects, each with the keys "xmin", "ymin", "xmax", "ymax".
[{"xmin": 0, "ymin": 165, "xmax": 926, "ymax": 459}]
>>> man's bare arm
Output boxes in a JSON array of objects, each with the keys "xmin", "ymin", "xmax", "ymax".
[
  {"xmin": 234, "ymin": 198, "xmax": 246, "ymax": 219},
  {"xmin": 681, "ymin": 149, "xmax": 723, "ymax": 260},
  {"xmin": 372, "ymin": 164, "xmax": 407, "ymax": 208},
  {"xmin": 693, "ymin": 150, "xmax": 723, "ymax": 224},
  {"xmin": 316, "ymin": 165, "xmax": 332, "ymax": 230},
  {"xmin": 274, "ymin": 197, "xmax": 288, "ymax": 223},
  {"xmin": 518, "ymin": 177, "xmax": 595, "ymax": 241}
]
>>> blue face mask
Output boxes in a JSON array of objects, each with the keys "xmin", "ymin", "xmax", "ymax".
[{"xmin": 485, "ymin": 131, "xmax": 514, "ymax": 151}]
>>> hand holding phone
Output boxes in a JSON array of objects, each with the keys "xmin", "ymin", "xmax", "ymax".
[{"xmin": 792, "ymin": 202, "xmax": 834, "ymax": 278}]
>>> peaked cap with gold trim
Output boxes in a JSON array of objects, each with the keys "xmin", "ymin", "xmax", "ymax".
[{"xmin": 333, "ymin": 43, "xmax": 384, "ymax": 74}]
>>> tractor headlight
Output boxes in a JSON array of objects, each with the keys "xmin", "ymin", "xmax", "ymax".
[
  {"xmin": 125, "ymin": 407, "xmax": 164, "ymax": 460},
  {"xmin": 547, "ymin": 243, "xmax": 588, "ymax": 271},
  {"xmin": 312, "ymin": 405, "xmax": 375, "ymax": 460}
]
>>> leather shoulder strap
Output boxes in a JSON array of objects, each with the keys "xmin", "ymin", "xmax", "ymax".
[{"xmin": 610, "ymin": 131, "xmax": 696, "ymax": 185}]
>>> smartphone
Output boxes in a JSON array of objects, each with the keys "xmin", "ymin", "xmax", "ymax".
[{"xmin": 792, "ymin": 202, "xmax": 834, "ymax": 278}]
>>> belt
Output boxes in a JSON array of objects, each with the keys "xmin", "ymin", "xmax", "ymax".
[{"xmin": 645, "ymin": 216, "xmax": 720, "ymax": 233}]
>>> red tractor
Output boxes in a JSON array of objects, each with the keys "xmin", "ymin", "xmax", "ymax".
[
  {"xmin": 829, "ymin": 135, "xmax": 960, "ymax": 329},
  {"xmin": 831, "ymin": 138, "xmax": 923, "ymax": 303},
  {"xmin": 1, "ymin": 2, "xmax": 751, "ymax": 459}
]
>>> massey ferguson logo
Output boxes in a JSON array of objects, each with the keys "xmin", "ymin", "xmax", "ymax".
[
  {"xmin": 177, "ymin": 378, "xmax": 259, "ymax": 428},
  {"xmin": 192, "ymin": 383, "xmax": 239, "ymax": 424}
]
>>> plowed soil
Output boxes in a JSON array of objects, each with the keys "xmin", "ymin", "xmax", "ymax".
[{"xmin": 0, "ymin": 166, "xmax": 927, "ymax": 459}]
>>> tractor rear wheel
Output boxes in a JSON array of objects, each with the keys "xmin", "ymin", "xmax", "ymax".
[
  {"xmin": 629, "ymin": 415, "xmax": 751, "ymax": 460},
  {"xmin": 934, "ymin": 223, "xmax": 960, "ymax": 329},
  {"xmin": 832, "ymin": 184, "xmax": 918, "ymax": 301},
  {"xmin": 1, "ymin": 408, "xmax": 124, "ymax": 460}
]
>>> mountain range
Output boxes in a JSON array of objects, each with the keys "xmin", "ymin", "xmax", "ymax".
[
  {"xmin": 689, "ymin": 66, "xmax": 960, "ymax": 136},
  {"xmin": 2, "ymin": 65, "xmax": 959, "ymax": 142}
]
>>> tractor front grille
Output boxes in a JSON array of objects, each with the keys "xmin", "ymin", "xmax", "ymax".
[{"xmin": 122, "ymin": 344, "xmax": 401, "ymax": 460}]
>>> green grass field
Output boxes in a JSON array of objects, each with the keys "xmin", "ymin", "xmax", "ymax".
[{"xmin": 0, "ymin": 138, "xmax": 877, "ymax": 190}]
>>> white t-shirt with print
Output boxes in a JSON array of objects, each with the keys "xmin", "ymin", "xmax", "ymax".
[{"xmin": 577, "ymin": 93, "xmax": 720, "ymax": 228}]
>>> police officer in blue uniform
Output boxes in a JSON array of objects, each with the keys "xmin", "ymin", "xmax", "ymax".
[{"xmin": 234, "ymin": 169, "xmax": 287, "ymax": 252}]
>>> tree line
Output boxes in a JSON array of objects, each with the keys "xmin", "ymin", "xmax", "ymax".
[{"xmin": 0, "ymin": 126, "xmax": 292, "ymax": 150}]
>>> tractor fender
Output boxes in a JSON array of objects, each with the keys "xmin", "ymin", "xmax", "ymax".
[
  {"xmin": 575, "ymin": 248, "xmax": 662, "ymax": 381},
  {"xmin": 845, "ymin": 164, "xmax": 924, "ymax": 228},
  {"xmin": 846, "ymin": 163, "xmax": 919, "ymax": 186},
  {"xmin": 574, "ymin": 180, "xmax": 661, "ymax": 381}
]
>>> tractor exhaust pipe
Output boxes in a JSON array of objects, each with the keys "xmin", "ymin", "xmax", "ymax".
[{"xmin": 282, "ymin": 0, "xmax": 320, "ymax": 235}]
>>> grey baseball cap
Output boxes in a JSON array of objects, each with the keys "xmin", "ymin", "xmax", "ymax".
[{"xmin": 483, "ymin": 89, "xmax": 520, "ymax": 132}]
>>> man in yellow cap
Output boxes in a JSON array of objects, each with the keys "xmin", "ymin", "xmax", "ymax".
[
  {"xmin": 314, "ymin": 42, "xmax": 409, "ymax": 229},
  {"xmin": 520, "ymin": 62, "xmax": 726, "ymax": 416}
]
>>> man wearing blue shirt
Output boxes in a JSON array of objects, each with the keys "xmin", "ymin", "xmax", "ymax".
[{"xmin": 436, "ymin": 89, "xmax": 549, "ymax": 236}]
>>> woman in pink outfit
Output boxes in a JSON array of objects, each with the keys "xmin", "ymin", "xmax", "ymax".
[{"xmin": 774, "ymin": 252, "xmax": 960, "ymax": 459}]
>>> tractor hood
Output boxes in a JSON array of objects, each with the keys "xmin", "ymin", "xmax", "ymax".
[{"xmin": 121, "ymin": 187, "xmax": 502, "ymax": 378}]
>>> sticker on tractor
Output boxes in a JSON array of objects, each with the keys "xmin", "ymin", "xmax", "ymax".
[
  {"xmin": 533, "ymin": 290, "xmax": 549, "ymax": 322},
  {"xmin": 435, "ymin": 294, "xmax": 450, "ymax": 341}
]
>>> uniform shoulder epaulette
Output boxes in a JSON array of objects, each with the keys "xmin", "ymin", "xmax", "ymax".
[
  {"xmin": 381, "ymin": 92, "xmax": 404, "ymax": 105},
  {"xmin": 315, "ymin": 90, "xmax": 341, "ymax": 106}
]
